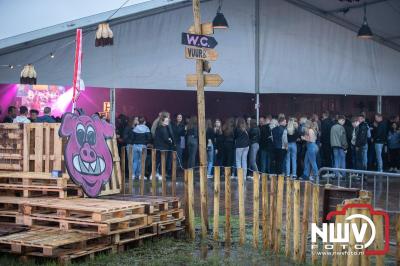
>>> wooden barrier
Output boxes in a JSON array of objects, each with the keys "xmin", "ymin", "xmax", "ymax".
[
  {"xmin": 293, "ymin": 180, "xmax": 301, "ymax": 262},
  {"xmin": 238, "ymin": 168, "xmax": 245, "ymax": 246},
  {"xmin": 127, "ymin": 146, "xmax": 133, "ymax": 194},
  {"xmin": 274, "ymin": 175, "xmax": 284, "ymax": 253},
  {"xmin": 151, "ymin": 149, "xmax": 156, "ymax": 196},
  {"xmin": 161, "ymin": 151, "xmax": 166, "ymax": 196},
  {"xmin": 120, "ymin": 148, "xmax": 126, "ymax": 194},
  {"xmin": 225, "ymin": 167, "xmax": 232, "ymax": 244},
  {"xmin": 187, "ymin": 169, "xmax": 195, "ymax": 240},
  {"xmin": 140, "ymin": 148, "xmax": 146, "ymax": 195},
  {"xmin": 262, "ymin": 173, "xmax": 269, "ymax": 250},
  {"xmin": 0, "ymin": 124, "xmax": 24, "ymax": 171},
  {"xmin": 311, "ymin": 184, "xmax": 320, "ymax": 264},
  {"xmin": 253, "ymin": 171, "xmax": 259, "ymax": 248},
  {"xmin": 171, "ymin": 152, "xmax": 177, "ymax": 196},
  {"xmin": 269, "ymin": 175, "xmax": 277, "ymax": 249},
  {"xmin": 200, "ymin": 166, "xmax": 208, "ymax": 239},
  {"xmin": 213, "ymin": 166, "xmax": 220, "ymax": 240},
  {"xmin": 285, "ymin": 179, "xmax": 293, "ymax": 257},
  {"xmin": 300, "ymin": 182, "xmax": 312, "ymax": 263},
  {"xmin": 373, "ymin": 210, "xmax": 384, "ymax": 266}
]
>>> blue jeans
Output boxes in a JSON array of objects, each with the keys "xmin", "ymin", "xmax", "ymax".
[
  {"xmin": 285, "ymin": 142, "xmax": 297, "ymax": 176},
  {"xmin": 260, "ymin": 149, "xmax": 271, "ymax": 173},
  {"xmin": 235, "ymin": 147, "xmax": 249, "ymax": 174},
  {"xmin": 356, "ymin": 144, "xmax": 368, "ymax": 170},
  {"xmin": 375, "ymin": 143, "xmax": 383, "ymax": 172},
  {"xmin": 207, "ymin": 144, "xmax": 214, "ymax": 176},
  {"xmin": 333, "ymin": 147, "xmax": 346, "ymax": 177},
  {"xmin": 303, "ymin": 143, "xmax": 319, "ymax": 179},
  {"xmin": 133, "ymin": 144, "xmax": 146, "ymax": 177}
]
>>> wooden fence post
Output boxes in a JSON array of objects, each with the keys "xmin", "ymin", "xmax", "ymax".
[
  {"xmin": 373, "ymin": 210, "xmax": 385, "ymax": 266},
  {"xmin": 345, "ymin": 199, "xmax": 359, "ymax": 266},
  {"xmin": 269, "ymin": 175, "xmax": 277, "ymax": 249},
  {"xmin": 151, "ymin": 149, "xmax": 156, "ymax": 196},
  {"xmin": 293, "ymin": 180, "xmax": 301, "ymax": 262},
  {"xmin": 184, "ymin": 169, "xmax": 189, "ymax": 225},
  {"xmin": 335, "ymin": 204, "xmax": 346, "ymax": 266},
  {"xmin": 360, "ymin": 197, "xmax": 371, "ymax": 266},
  {"xmin": 253, "ymin": 171, "xmax": 260, "ymax": 248},
  {"xmin": 187, "ymin": 168, "xmax": 195, "ymax": 240},
  {"xmin": 238, "ymin": 168, "xmax": 245, "ymax": 246},
  {"xmin": 171, "ymin": 152, "xmax": 177, "ymax": 197},
  {"xmin": 213, "ymin": 166, "xmax": 220, "ymax": 240},
  {"xmin": 285, "ymin": 179, "xmax": 293, "ymax": 257},
  {"xmin": 311, "ymin": 184, "xmax": 320, "ymax": 265},
  {"xmin": 300, "ymin": 181, "xmax": 312, "ymax": 263},
  {"xmin": 128, "ymin": 145, "xmax": 133, "ymax": 194},
  {"xmin": 200, "ymin": 166, "xmax": 208, "ymax": 239},
  {"xmin": 140, "ymin": 148, "xmax": 147, "ymax": 195},
  {"xmin": 161, "ymin": 151, "xmax": 166, "ymax": 196},
  {"xmin": 396, "ymin": 214, "xmax": 400, "ymax": 266},
  {"xmin": 225, "ymin": 167, "xmax": 231, "ymax": 245},
  {"xmin": 120, "ymin": 147, "xmax": 126, "ymax": 194},
  {"xmin": 262, "ymin": 173, "xmax": 269, "ymax": 250},
  {"xmin": 274, "ymin": 175, "xmax": 284, "ymax": 253}
]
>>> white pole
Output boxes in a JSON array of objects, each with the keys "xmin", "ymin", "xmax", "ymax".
[
  {"xmin": 377, "ymin": 95, "xmax": 382, "ymax": 113},
  {"xmin": 110, "ymin": 88, "xmax": 116, "ymax": 125},
  {"xmin": 255, "ymin": 0, "xmax": 260, "ymax": 125}
]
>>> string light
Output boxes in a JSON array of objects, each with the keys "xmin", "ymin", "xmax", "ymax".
[{"xmin": 50, "ymin": 53, "xmax": 55, "ymax": 58}]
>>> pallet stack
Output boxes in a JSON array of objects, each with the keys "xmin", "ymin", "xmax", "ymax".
[{"xmin": 0, "ymin": 124, "xmax": 24, "ymax": 171}]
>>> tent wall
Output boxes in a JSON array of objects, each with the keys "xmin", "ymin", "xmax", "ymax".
[{"xmin": 0, "ymin": 0, "xmax": 399, "ymax": 95}]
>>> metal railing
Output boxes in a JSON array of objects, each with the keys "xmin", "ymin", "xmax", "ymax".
[{"xmin": 318, "ymin": 167, "xmax": 400, "ymax": 213}]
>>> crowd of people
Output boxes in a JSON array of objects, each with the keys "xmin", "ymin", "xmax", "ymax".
[
  {"xmin": 116, "ymin": 110, "xmax": 400, "ymax": 181},
  {"xmin": 2, "ymin": 105, "xmax": 59, "ymax": 123}
]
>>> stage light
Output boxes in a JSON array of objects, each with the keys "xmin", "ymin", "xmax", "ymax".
[
  {"xmin": 20, "ymin": 64, "xmax": 37, "ymax": 85},
  {"xmin": 8, "ymin": 65, "xmax": 14, "ymax": 69},
  {"xmin": 213, "ymin": 0, "xmax": 229, "ymax": 29},
  {"xmin": 95, "ymin": 23, "xmax": 114, "ymax": 47},
  {"xmin": 358, "ymin": 4, "xmax": 373, "ymax": 39},
  {"xmin": 50, "ymin": 53, "xmax": 55, "ymax": 58}
]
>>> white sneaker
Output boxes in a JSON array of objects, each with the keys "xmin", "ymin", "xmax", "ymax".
[
  {"xmin": 231, "ymin": 175, "xmax": 237, "ymax": 179},
  {"xmin": 154, "ymin": 174, "xmax": 162, "ymax": 181},
  {"xmin": 207, "ymin": 175, "xmax": 213, "ymax": 179},
  {"xmin": 247, "ymin": 175, "xmax": 253, "ymax": 180}
]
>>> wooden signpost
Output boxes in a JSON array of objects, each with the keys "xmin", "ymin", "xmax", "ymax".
[
  {"xmin": 186, "ymin": 74, "xmax": 223, "ymax": 87},
  {"xmin": 188, "ymin": 22, "xmax": 214, "ymax": 35},
  {"xmin": 181, "ymin": 32, "xmax": 218, "ymax": 48},
  {"xmin": 185, "ymin": 47, "xmax": 218, "ymax": 61}
]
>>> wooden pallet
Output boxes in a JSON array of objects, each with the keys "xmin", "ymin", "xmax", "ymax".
[
  {"xmin": 0, "ymin": 124, "xmax": 24, "ymax": 171},
  {"xmin": 23, "ymin": 198, "xmax": 145, "ymax": 222},
  {"xmin": 111, "ymin": 224, "xmax": 157, "ymax": 245},
  {"xmin": 57, "ymin": 243, "xmax": 117, "ymax": 264},
  {"xmin": 0, "ymin": 223, "xmax": 29, "ymax": 237},
  {"xmin": 0, "ymin": 183, "xmax": 83, "ymax": 199},
  {"xmin": 0, "ymin": 227, "xmax": 107, "ymax": 256},
  {"xmin": 156, "ymin": 218, "xmax": 185, "ymax": 235}
]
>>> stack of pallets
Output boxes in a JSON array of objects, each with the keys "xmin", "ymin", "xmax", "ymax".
[{"xmin": 0, "ymin": 124, "xmax": 24, "ymax": 171}]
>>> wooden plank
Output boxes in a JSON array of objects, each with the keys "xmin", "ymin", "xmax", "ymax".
[
  {"xmin": 360, "ymin": 197, "xmax": 371, "ymax": 266},
  {"xmin": 213, "ymin": 166, "xmax": 220, "ymax": 240},
  {"xmin": 225, "ymin": 167, "xmax": 231, "ymax": 244},
  {"xmin": 140, "ymin": 148, "xmax": 146, "ymax": 196},
  {"xmin": 293, "ymin": 180, "xmax": 301, "ymax": 262},
  {"xmin": 188, "ymin": 22, "xmax": 214, "ymax": 35},
  {"xmin": 373, "ymin": 211, "xmax": 384, "ymax": 266},
  {"xmin": 238, "ymin": 168, "xmax": 245, "ymax": 245},
  {"xmin": 151, "ymin": 149, "xmax": 156, "ymax": 196},
  {"xmin": 199, "ymin": 166, "xmax": 208, "ymax": 239},
  {"xmin": 332, "ymin": 204, "xmax": 345, "ymax": 266},
  {"xmin": 346, "ymin": 199, "xmax": 361, "ymax": 266},
  {"xmin": 127, "ymin": 146, "xmax": 133, "ymax": 194},
  {"xmin": 161, "ymin": 151, "xmax": 166, "ymax": 197},
  {"xmin": 187, "ymin": 168, "xmax": 195, "ymax": 240},
  {"xmin": 120, "ymin": 147, "xmax": 126, "ymax": 194},
  {"xmin": 53, "ymin": 124, "xmax": 62, "ymax": 171},
  {"xmin": 253, "ymin": 171, "xmax": 259, "ymax": 248},
  {"xmin": 23, "ymin": 124, "xmax": 29, "ymax": 172},
  {"xmin": 274, "ymin": 175, "xmax": 284, "ymax": 253},
  {"xmin": 269, "ymin": 175, "xmax": 277, "ymax": 249},
  {"xmin": 285, "ymin": 179, "xmax": 293, "ymax": 257},
  {"xmin": 312, "ymin": 184, "xmax": 320, "ymax": 264},
  {"xmin": 34, "ymin": 124, "xmax": 43, "ymax": 172},
  {"xmin": 44, "ymin": 126, "xmax": 50, "ymax": 172},
  {"xmin": 300, "ymin": 182, "xmax": 312, "ymax": 263},
  {"xmin": 262, "ymin": 173, "xmax": 268, "ymax": 250},
  {"xmin": 186, "ymin": 74, "xmax": 223, "ymax": 87},
  {"xmin": 171, "ymin": 152, "xmax": 177, "ymax": 197}
]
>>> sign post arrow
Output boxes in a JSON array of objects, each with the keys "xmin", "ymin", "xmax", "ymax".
[
  {"xmin": 181, "ymin": 32, "xmax": 218, "ymax": 49},
  {"xmin": 185, "ymin": 47, "xmax": 218, "ymax": 61},
  {"xmin": 186, "ymin": 74, "xmax": 223, "ymax": 87}
]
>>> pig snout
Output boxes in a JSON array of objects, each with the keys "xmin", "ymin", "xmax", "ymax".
[{"xmin": 79, "ymin": 143, "xmax": 96, "ymax": 163}]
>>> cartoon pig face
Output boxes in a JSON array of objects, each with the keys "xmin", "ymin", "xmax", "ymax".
[{"xmin": 59, "ymin": 113, "xmax": 114, "ymax": 197}]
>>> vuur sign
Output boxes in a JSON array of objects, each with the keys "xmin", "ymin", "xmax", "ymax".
[{"xmin": 181, "ymin": 32, "xmax": 218, "ymax": 49}]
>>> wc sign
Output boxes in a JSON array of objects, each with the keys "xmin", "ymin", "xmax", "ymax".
[{"xmin": 311, "ymin": 203, "xmax": 389, "ymax": 256}]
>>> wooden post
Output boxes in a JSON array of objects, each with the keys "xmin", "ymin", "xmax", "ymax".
[
  {"xmin": 184, "ymin": 169, "xmax": 189, "ymax": 226},
  {"xmin": 238, "ymin": 168, "xmax": 245, "ymax": 245},
  {"xmin": 161, "ymin": 151, "xmax": 166, "ymax": 196},
  {"xmin": 225, "ymin": 167, "xmax": 232, "ymax": 244},
  {"xmin": 128, "ymin": 145, "xmax": 133, "ymax": 194},
  {"xmin": 285, "ymin": 179, "xmax": 293, "ymax": 257},
  {"xmin": 293, "ymin": 180, "xmax": 301, "ymax": 262},
  {"xmin": 213, "ymin": 166, "xmax": 220, "ymax": 240},
  {"xmin": 151, "ymin": 149, "xmax": 156, "ymax": 196},
  {"xmin": 171, "ymin": 152, "xmax": 177, "ymax": 197},
  {"xmin": 140, "ymin": 148, "xmax": 147, "ymax": 195},
  {"xmin": 360, "ymin": 197, "xmax": 371, "ymax": 266},
  {"xmin": 300, "ymin": 182, "xmax": 312, "ymax": 263},
  {"xmin": 262, "ymin": 173, "xmax": 269, "ymax": 250},
  {"xmin": 373, "ymin": 211, "xmax": 385, "ymax": 266},
  {"xmin": 187, "ymin": 168, "xmax": 195, "ymax": 240},
  {"xmin": 344, "ymin": 199, "xmax": 358, "ymax": 266},
  {"xmin": 200, "ymin": 166, "xmax": 208, "ymax": 238},
  {"xmin": 396, "ymin": 214, "xmax": 400, "ymax": 266},
  {"xmin": 120, "ymin": 147, "xmax": 126, "ymax": 194},
  {"xmin": 335, "ymin": 205, "xmax": 347, "ymax": 266},
  {"xmin": 274, "ymin": 175, "xmax": 284, "ymax": 253},
  {"xmin": 253, "ymin": 171, "xmax": 260, "ymax": 248},
  {"xmin": 269, "ymin": 175, "xmax": 277, "ymax": 249},
  {"xmin": 311, "ymin": 184, "xmax": 320, "ymax": 264}
]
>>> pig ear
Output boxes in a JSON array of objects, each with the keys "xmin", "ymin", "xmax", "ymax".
[
  {"xmin": 59, "ymin": 113, "xmax": 78, "ymax": 137},
  {"xmin": 92, "ymin": 115, "xmax": 114, "ymax": 138}
]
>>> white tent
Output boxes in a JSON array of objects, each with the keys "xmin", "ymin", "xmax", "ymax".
[{"xmin": 0, "ymin": 0, "xmax": 399, "ymax": 95}]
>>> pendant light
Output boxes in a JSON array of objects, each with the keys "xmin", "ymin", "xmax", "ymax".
[
  {"xmin": 95, "ymin": 22, "xmax": 114, "ymax": 47},
  {"xmin": 20, "ymin": 64, "xmax": 37, "ymax": 85},
  {"xmin": 357, "ymin": 4, "xmax": 373, "ymax": 39},
  {"xmin": 213, "ymin": 0, "xmax": 229, "ymax": 29}
]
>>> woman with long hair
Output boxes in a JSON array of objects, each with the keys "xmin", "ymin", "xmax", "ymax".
[
  {"xmin": 388, "ymin": 122, "xmax": 400, "ymax": 172},
  {"xmin": 301, "ymin": 120, "xmax": 319, "ymax": 181},
  {"xmin": 248, "ymin": 119, "xmax": 260, "ymax": 173},
  {"xmin": 206, "ymin": 119, "xmax": 215, "ymax": 178},
  {"xmin": 234, "ymin": 117, "xmax": 250, "ymax": 176},
  {"xmin": 222, "ymin": 118, "xmax": 235, "ymax": 169},
  {"xmin": 286, "ymin": 117, "xmax": 299, "ymax": 178},
  {"xmin": 186, "ymin": 116, "xmax": 198, "ymax": 168},
  {"xmin": 214, "ymin": 119, "xmax": 224, "ymax": 167}
]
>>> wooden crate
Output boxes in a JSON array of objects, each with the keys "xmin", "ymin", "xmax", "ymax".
[
  {"xmin": 0, "ymin": 124, "xmax": 24, "ymax": 171},
  {"xmin": 22, "ymin": 123, "xmax": 122, "ymax": 196}
]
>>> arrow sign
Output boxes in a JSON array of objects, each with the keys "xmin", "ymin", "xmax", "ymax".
[
  {"xmin": 185, "ymin": 47, "xmax": 218, "ymax": 61},
  {"xmin": 181, "ymin": 32, "xmax": 218, "ymax": 49},
  {"xmin": 186, "ymin": 74, "xmax": 223, "ymax": 87},
  {"xmin": 188, "ymin": 22, "xmax": 214, "ymax": 35}
]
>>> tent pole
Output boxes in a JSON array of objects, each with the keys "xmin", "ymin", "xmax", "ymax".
[
  {"xmin": 110, "ymin": 87, "xmax": 116, "ymax": 125},
  {"xmin": 377, "ymin": 95, "xmax": 382, "ymax": 114},
  {"xmin": 255, "ymin": 0, "xmax": 260, "ymax": 125}
]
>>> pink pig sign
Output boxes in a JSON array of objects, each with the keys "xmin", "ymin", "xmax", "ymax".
[{"xmin": 59, "ymin": 113, "xmax": 114, "ymax": 197}]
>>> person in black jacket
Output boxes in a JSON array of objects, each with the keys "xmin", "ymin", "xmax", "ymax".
[
  {"xmin": 320, "ymin": 111, "xmax": 334, "ymax": 168},
  {"xmin": 154, "ymin": 113, "xmax": 174, "ymax": 179},
  {"xmin": 3, "ymin": 106, "xmax": 17, "ymax": 123},
  {"xmin": 235, "ymin": 118, "xmax": 250, "ymax": 176},
  {"xmin": 171, "ymin": 114, "xmax": 185, "ymax": 168},
  {"xmin": 186, "ymin": 116, "xmax": 198, "ymax": 168},
  {"xmin": 372, "ymin": 113, "xmax": 387, "ymax": 172},
  {"xmin": 223, "ymin": 118, "xmax": 235, "ymax": 169},
  {"xmin": 132, "ymin": 117, "xmax": 151, "ymax": 179},
  {"xmin": 355, "ymin": 114, "xmax": 369, "ymax": 170},
  {"xmin": 272, "ymin": 117, "xmax": 288, "ymax": 175},
  {"xmin": 286, "ymin": 118, "xmax": 300, "ymax": 178},
  {"xmin": 249, "ymin": 119, "xmax": 260, "ymax": 173},
  {"xmin": 259, "ymin": 116, "xmax": 273, "ymax": 173}
]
